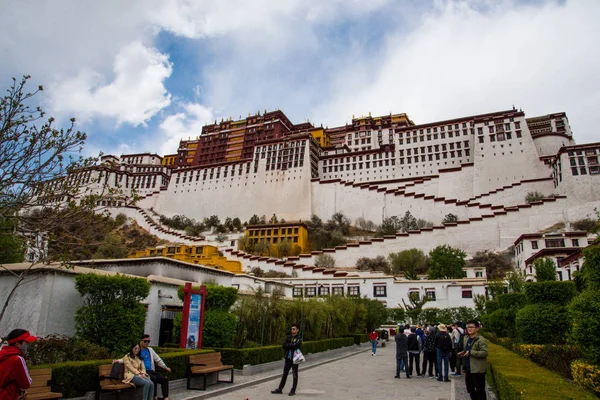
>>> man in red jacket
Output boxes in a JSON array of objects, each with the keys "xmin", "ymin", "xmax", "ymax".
[{"xmin": 0, "ymin": 329, "xmax": 38, "ymax": 400}]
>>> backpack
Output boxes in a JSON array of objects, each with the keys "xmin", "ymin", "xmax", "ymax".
[
  {"xmin": 109, "ymin": 362, "xmax": 122, "ymax": 380},
  {"xmin": 455, "ymin": 328, "xmax": 466, "ymax": 351},
  {"xmin": 408, "ymin": 334, "xmax": 419, "ymax": 351},
  {"xmin": 439, "ymin": 333, "xmax": 452, "ymax": 353}
]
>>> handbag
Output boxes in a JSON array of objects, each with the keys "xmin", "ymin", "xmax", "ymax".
[{"xmin": 292, "ymin": 349, "xmax": 305, "ymax": 365}]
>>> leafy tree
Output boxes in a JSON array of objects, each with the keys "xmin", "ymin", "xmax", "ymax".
[
  {"xmin": 254, "ymin": 241, "xmax": 270, "ymax": 256},
  {"xmin": 378, "ymin": 216, "xmax": 400, "ymax": 236},
  {"xmin": 579, "ymin": 244, "xmax": 600, "ymax": 291},
  {"xmin": 277, "ymin": 239, "xmax": 292, "ymax": 258},
  {"xmin": 237, "ymin": 235, "xmax": 255, "ymax": 253},
  {"xmin": 223, "ymin": 217, "xmax": 234, "ymax": 231},
  {"xmin": 355, "ymin": 217, "xmax": 376, "ymax": 232},
  {"xmin": 416, "ymin": 218, "xmax": 433, "ymax": 229},
  {"xmin": 388, "ymin": 308, "xmax": 407, "ymax": 324},
  {"xmin": 507, "ymin": 268, "xmax": 526, "ymax": 293},
  {"xmin": 326, "ymin": 212, "xmax": 351, "ymax": 235},
  {"xmin": 74, "ymin": 274, "xmax": 150, "ymax": 354},
  {"xmin": 442, "ymin": 213, "xmax": 458, "ymax": 224},
  {"xmin": 402, "ymin": 292, "xmax": 429, "ymax": 323},
  {"xmin": 315, "ymin": 253, "xmax": 335, "ymax": 269},
  {"xmin": 470, "ymin": 250, "xmax": 513, "ymax": 279},
  {"xmin": 362, "ymin": 298, "xmax": 388, "ymax": 331},
  {"xmin": 259, "ymin": 215, "xmax": 267, "ymax": 224},
  {"xmin": 269, "ymin": 214, "xmax": 279, "ymax": 224},
  {"xmin": 533, "ymin": 257, "xmax": 557, "ymax": 281},
  {"xmin": 215, "ymin": 233, "xmax": 228, "ymax": 243},
  {"xmin": 389, "ymin": 248, "xmax": 428, "ymax": 279},
  {"xmin": 525, "ymin": 191, "xmax": 545, "ymax": 203},
  {"xmin": 399, "ymin": 211, "xmax": 418, "ymax": 232},
  {"xmin": 306, "ymin": 214, "xmax": 347, "ymax": 250},
  {"xmin": 232, "ymin": 217, "xmax": 242, "ymax": 231},
  {"xmin": 92, "ymin": 234, "xmax": 127, "ymax": 259},
  {"xmin": 428, "ymin": 244, "xmax": 467, "ymax": 279},
  {"xmin": 0, "ymin": 218, "xmax": 25, "ymax": 264},
  {"xmin": 486, "ymin": 279, "xmax": 507, "ymax": 299},
  {"xmin": 356, "ymin": 256, "xmax": 391, "ymax": 274},
  {"xmin": 248, "ymin": 214, "xmax": 261, "ymax": 225}
]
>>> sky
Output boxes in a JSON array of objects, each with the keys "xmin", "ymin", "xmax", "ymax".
[{"xmin": 1, "ymin": 0, "xmax": 599, "ymax": 158}]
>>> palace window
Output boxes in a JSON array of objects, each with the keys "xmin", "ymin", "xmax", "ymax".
[
  {"xmin": 531, "ymin": 241, "xmax": 539, "ymax": 249},
  {"xmin": 347, "ymin": 286, "xmax": 360, "ymax": 297},
  {"xmin": 373, "ymin": 286, "xmax": 387, "ymax": 297},
  {"xmin": 332, "ymin": 287, "xmax": 344, "ymax": 296},
  {"xmin": 293, "ymin": 287, "xmax": 303, "ymax": 298},
  {"xmin": 305, "ymin": 287, "xmax": 316, "ymax": 297},
  {"xmin": 318, "ymin": 286, "xmax": 330, "ymax": 296},
  {"xmin": 425, "ymin": 289, "xmax": 436, "ymax": 301},
  {"xmin": 462, "ymin": 289, "xmax": 473, "ymax": 298}
]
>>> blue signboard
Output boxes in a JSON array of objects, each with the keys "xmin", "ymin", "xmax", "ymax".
[{"xmin": 186, "ymin": 293, "xmax": 202, "ymax": 349}]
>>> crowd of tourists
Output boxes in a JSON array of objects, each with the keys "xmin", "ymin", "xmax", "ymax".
[{"xmin": 393, "ymin": 319, "xmax": 488, "ymax": 400}]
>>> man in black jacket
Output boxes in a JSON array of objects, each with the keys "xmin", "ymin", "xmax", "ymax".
[
  {"xmin": 272, "ymin": 324, "xmax": 302, "ymax": 396},
  {"xmin": 394, "ymin": 328, "xmax": 410, "ymax": 379}
]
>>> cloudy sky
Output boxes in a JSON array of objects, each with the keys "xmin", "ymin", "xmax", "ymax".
[{"xmin": 1, "ymin": 0, "xmax": 598, "ymax": 157}]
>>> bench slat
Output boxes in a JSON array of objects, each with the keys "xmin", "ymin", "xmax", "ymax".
[
  {"xmin": 191, "ymin": 365, "xmax": 233, "ymax": 374},
  {"xmin": 28, "ymin": 393, "xmax": 62, "ymax": 400},
  {"xmin": 30, "ymin": 369, "xmax": 53, "ymax": 376}
]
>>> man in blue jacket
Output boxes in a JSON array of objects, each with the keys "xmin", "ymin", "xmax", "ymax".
[{"xmin": 271, "ymin": 324, "xmax": 302, "ymax": 396}]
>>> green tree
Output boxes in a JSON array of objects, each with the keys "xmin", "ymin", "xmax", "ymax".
[
  {"xmin": 470, "ymin": 250, "xmax": 513, "ymax": 279},
  {"xmin": 0, "ymin": 218, "xmax": 24, "ymax": 264},
  {"xmin": 277, "ymin": 239, "xmax": 292, "ymax": 258},
  {"xmin": 356, "ymin": 256, "xmax": 390, "ymax": 274},
  {"xmin": 355, "ymin": 217, "xmax": 376, "ymax": 232},
  {"xmin": 442, "ymin": 213, "xmax": 458, "ymax": 224},
  {"xmin": 580, "ymin": 244, "xmax": 600, "ymax": 291},
  {"xmin": 507, "ymin": 268, "xmax": 526, "ymax": 293},
  {"xmin": 399, "ymin": 211, "xmax": 418, "ymax": 232},
  {"xmin": 223, "ymin": 217, "xmax": 234, "ymax": 231},
  {"xmin": 378, "ymin": 216, "xmax": 400, "ymax": 236},
  {"xmin": 254, "ymin": 241, "xmax": 270, "ymax": 256},
  {"xmin": 428, "ymin": 245, "xmax": 466, "ymax": 279},
  {"xmin": 92, "ymin": 234, "xmax": 127, "ymax": 259},
  {"xmin": 248, "ymin": 214, "xmax": 261, "ymax": 225},
  {"xmin": 306, "ymin": 214, "xmax": 347, "ymax": 250},
  {"xmin": 525, "ymin": 191, "xmax": 545, "ymax": 203},
  {"xmin": 389, "ymin": 248, "xmax": 428, "ymax": 279},
  {"xmin": 326, "ymin": 212, "xmax": 351, "ymax": 235},
  {"xmin": 363, "ymin": 298, "xmax": 388, "ymax": 330},
  {"xmin": 74, "ymin": 274, "xmax": 150, "ymax": 354},
  {"xmin": 315, "ymin": 253, "xmax": 335, "ymax": 269},
  {"xmin": 232, "ymin": 217, "xmax": 242, "ymax": 231},
  {"xmin": 533, "ymin": 257, "xmax": 557, "ymax": 281},
  {"xmin": 269, "ymin": 214, "xmax": 279, "ymax": 224}
]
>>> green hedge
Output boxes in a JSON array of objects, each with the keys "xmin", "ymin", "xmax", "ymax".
[
  {"xmin": 32, "ymin": 349, "xmax": 213, "ymax": 398},
  {"xmin": 486, "ymin": 341, "xmax": 597, "ymax": 399},
  {"xmin": 344, "ymin": 334, "xmax": 369, "ymax": 345},
  {"xmin": 515, "ymin": 304, "xmax": 569, "ymax": 344},
  {"xmin": 212, "ymin": 337, "xmax": 355, "ymax": 369},
  {"xmin": 497, "ymin": 293, "xmax": 526, "ymax": 310},
  {"xmin": 524, "ymin": 281, "xmax": 577, "ymax": 305},
  {"xmin": 486, "ymin": 299, "xmax": 500, "ymax": 313}
]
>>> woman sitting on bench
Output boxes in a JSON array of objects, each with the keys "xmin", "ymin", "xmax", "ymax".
[{"xmin": 123, "ymin": 343, "xmax": 154, "ymax": 400}]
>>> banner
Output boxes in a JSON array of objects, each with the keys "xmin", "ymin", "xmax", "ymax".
[{"xmin": 186, "ymin": 293, "xmax": 202, "ymax": 349}]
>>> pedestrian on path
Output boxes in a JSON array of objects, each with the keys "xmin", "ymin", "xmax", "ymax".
[
  {"xmin": 369, "ymin": 329, "xmax": 379, "ymax": 355},
  {"xmin": 394, "ymin": 328, "xmax": 410, "ymax": 379},
  {"xmin": 458, "ymin": 320, "xmax": 488, "ymax": 400},
  {"xmin": 272, "ymin": 324, "xmax": 302, "ymax": 396}
]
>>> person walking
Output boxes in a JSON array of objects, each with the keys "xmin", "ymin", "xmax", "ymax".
[
  {"xmin": 421, "ymin": 326, "xmax": 438, "ymax": 378},
  {"xmin": 0, "ymin": 329, "xmax": 37, "ymax": 400},
  {"xmin": 394, "ymin": 328, "xmax": 410, "ymax": 379},
  {"xmin": 458, "ymin": 320, "xmax": 489, "ymax": 400},
  {"xmin": 435, "ymin": 324, "xmax": 452, "ymax": 382},
  {"xmin": 271, "ymin": 324, "xmax": 302, "ymax": 396},
  {"xmin": 369, "ymin": 329, "xmax": 379, "ymax": 356},
  {"xmin": 139, "ymin": 334, "xmax": 171, "ymax": 400}
]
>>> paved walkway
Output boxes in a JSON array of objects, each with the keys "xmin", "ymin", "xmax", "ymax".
[{"xmin": 171, "ymin": 343, "xmax": 463, "ymax": 400}]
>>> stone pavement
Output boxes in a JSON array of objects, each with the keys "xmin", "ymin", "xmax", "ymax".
[{"xmin": 170, "ymin": 343, "xmax": 463, "ymax": 400}]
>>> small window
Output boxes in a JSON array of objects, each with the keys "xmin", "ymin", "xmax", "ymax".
[
  {"xmin": 332, "ymin": 287, "xmax": 344, "ymax": 296},
  {"xmin": 462, "ymin": 289, "xmax": 473, "ymax": 299},
  {"xmin": 572, "ymin": 239, "xmax": 580, "ymax": 247},
  {"xmin": 318, "ymin": 286, "xmax": 330, "ymax": 296},
  {"xmin": 293, "ymin": 287, "xmax": 303, "ymax": 297},
  {"xmin": 305, "ymin": 287, "xmax": 316, "ymax": 297},
  {"xmin": 347, "ymin": 286, "xmax": 360, "ymax": 297},
  {"xmin": 531, "ymin": 241, "xmax": 539, "ymax": 250},
  {"xmin": 425, "ymin": 289, "xmax": 436, "ymax": 301},
  {"xmin": 373, "ymin": 286, "xmax": 387, "ymax": 297}
]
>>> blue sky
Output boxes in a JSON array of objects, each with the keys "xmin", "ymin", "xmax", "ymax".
[{"xmin": 1, "ymin": 0, "xmax": 598, "ymax": 158}]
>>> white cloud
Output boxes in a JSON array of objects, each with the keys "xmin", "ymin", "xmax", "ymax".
[
  {"xmin": 158, "ymin": 102, "xmax": 216, "ymax": 155},
  {"xmin": 314, "ymin": 0, "xmax": 600, "ymax": 144},
  {"xmin": 50, "ymin": 42, "xmax": 172, "ymax": 126}
]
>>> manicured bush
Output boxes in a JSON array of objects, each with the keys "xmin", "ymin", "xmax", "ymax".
[
  {"xmin": 203, "ymin": 309, "xmax": 237, "ymax": 348},
  {"xmin": 515, "ymin": 304, "xmax": 569, "ymax": 344},
  {"xmin": 343, "ymin": 334, "xmax": 369, "ymax": 345},
  {"xmin": 27, "ymin": 334, "xmax": 112, "ymax": 365},
  {"xmin": 572, "ymin": 360, "xmax": 600, "ymax": 396},
  {"xmin": 485, "ymin": 299, "xmax": 500, "ymax": 314},
  {"xmin": 212, "ymin": 337, "xmax": 355, "ymax": 369},
  {"xmin": 524, "ymin": 281, "xmax": 577, "ymax": 305},
  {"xmin": 497, "ymin": 293, "xmax": 526, "ymax": 310},
  {"xmin": 483, "ymin": 308, "xmax": 517, "ymax": 338},
  {"xmin": 513, "ymin": 344, "xmax": 582, "ymax": 379},
  {"xmin": 568, "ymin": 289, "xmax": 600, "ymax": 365},
  {"xmin": 486, "ymin": 341, "xmax": 597, "ymax": 399},
  {"xmin": 32, "ymin": 349, "xmax": 213, "ymax": 398}
]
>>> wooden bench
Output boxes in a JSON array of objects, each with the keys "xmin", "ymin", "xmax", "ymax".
[
  {"xmin": 27, "ymin": 368, "xmax": 62, "ymax": 400},
  {"xmin": 187, "ymin": 352, "xmax": 234, "ymax": 390},
  {"xmin": 98, "ymin": 364, "xmax": 141, "ymax": 400}
]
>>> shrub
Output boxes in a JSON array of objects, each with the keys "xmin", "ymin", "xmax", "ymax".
[
  {"xmin": 515, "ymin": 304, "xmax": 569, "ymax": 344},
  {"xmin": 513, "ymin": 344, "xmax": 581, "ymax": 379},
  {"xmin": 27, "ymin": 335, "xmax": 112, "ymax": 365},
  {"xmin": 524, "ymin": 281, "xmax": 577, "ymax": 305},
  {"xmin": 343, "ymin": 334, "xmax": 369, "ymax": 345},
  {"xmin": 486, "ymin": 341, "xmax": 597, "ymax": 399},
  {"xmin": 571, "ymin": 218, "xmax": 600, "ymax": 234},
  {"xmin": 484, "ymin": 308, "xmax": 518, "ymax": 338},
  {"xmin": 74, "ymin": 274, "xmax": 150, "ymax": 354},
  {"xmin": 497, "ymin": 293, "xmax": 526, "ymax": 310},
  {"xmin": 203, "ymin": 310, "xmax": 237, "ymax": 348},
  {"xmin": 568, "ymin": 289, "xmax": 600, "ymax": 365},
  {"xmin": 525, "ymin": 191, "xmax": 545, "ymax": 203},
  {"xmin": 485, "ymin": 299, "xmax": 500, "ymax": 313},
  {"xmin": 572, "ymin": 360, "xmax": 600, "ymax": 395},
  {"xmin": 32, "ymin": 349, "xmax": 213, "ymax": 398}
]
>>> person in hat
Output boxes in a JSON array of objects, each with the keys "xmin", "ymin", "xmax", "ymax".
[
  {"xmin": 434, "ymin": 323, "xmax": 452, "ymax": 382},
  {"xmin": 0, "ymin": 329, "xmax": 38, "ymax": 400}
]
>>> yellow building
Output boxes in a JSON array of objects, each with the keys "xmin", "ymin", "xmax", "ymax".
[
  {"xmin": 162, "ymin": 154, "xmax": 177, "ymax": 166},
  {"xmin": 243, "ymin": 222, "xmax": 309, "ymax": 256},
  {"xmin": 309, "ymin": 128, "xmax": 331, "ymax": 148},
  {"xmin": 129, "ymin": 244, "xmax": 242, "ymax": 273}
]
